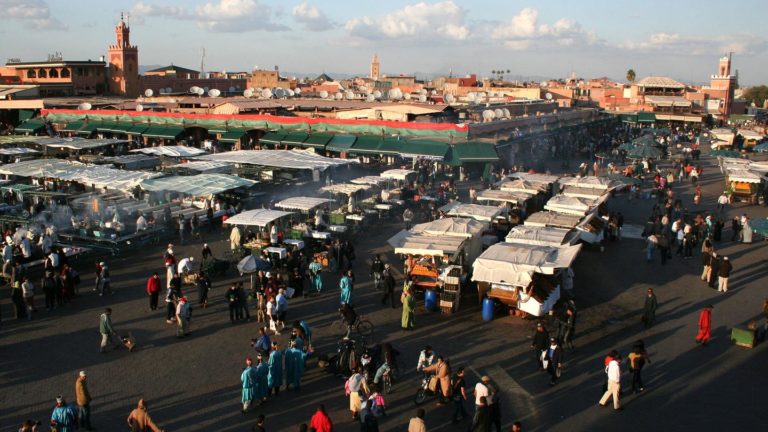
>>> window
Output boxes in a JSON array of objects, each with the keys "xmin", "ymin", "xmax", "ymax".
[
  {"xmin": 76, "ymin": 67, "xmax": 84, "ymax": 76},
  {"xmin": 49, "ymin": 69, "xmax": 59, "ymax": 78},
  {"xmin": 27, "ymin": 70, "xmax": 37, "ymax": 78},
  {"xmin": 61, "ymin": 68, "xmax": 70, "ymax": 78},
  {"xmin": 38, "ymin": 69, "xmax": 47, "ymax": 78}
]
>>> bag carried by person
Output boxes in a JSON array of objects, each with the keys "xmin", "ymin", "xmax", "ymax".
[{"xmin": 344, "ymin": 378, "xmax": 351, "ymax": 396}]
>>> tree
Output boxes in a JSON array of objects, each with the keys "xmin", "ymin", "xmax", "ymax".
[
  {"xmin": 626, "ymin": 69, "xmax": 636, "ymax": 83},
  {"xmin": 743, "ymin": 85, "xmax": 768, "ymax": 108}
]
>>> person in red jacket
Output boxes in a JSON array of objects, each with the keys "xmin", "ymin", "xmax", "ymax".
[
  {"xmin": 146, "ymin": 272, "xmax": 161, "ymax": 311},
  {"xmin": 696, "ymin": 305, "xmax": 713, "ymax": 346},
  {"xmin": 310, "ymin": 404, "xmax": 333, "ymax": 432}
]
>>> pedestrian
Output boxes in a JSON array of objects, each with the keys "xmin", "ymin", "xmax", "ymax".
[
  {"xmin": 730, "ymin": 217, "xmax": 740, "ymax": 241},
  {"xmin": 146, "ymin": 272, "xmax": 161, "ymax": 311},
  {"xmin": 238, "ymin": 282, "xmax": 251, "ymax": 322},
  {"xmin": 275, "ymin": 288, "xmax": 288, "ymax": 331},
  {"xmin": 74, "ymin": 371, "xmax": 93, "ymax": 430},
  {"xmin": 628, "ymin": 341, "xmax": 651, "ymax": 393},
  {"xmin": 544, "ymin": 337, "xmax": 563, "ymax": 386},
  {"xmin": 226, "ymin": 284, "xmax": 241, "ymax": 323},
  {"xmin": 10, "ymin": 262, "xmax": 25, "ymax": 320},
  {"xmin": 511, "ymin": 421, "xmax": 522, "ymax": 432},
  {"xmin": 641, "ymin": 288, "xmax": 657, "ymax": 328},
  {"xmin": 718, "ymin": 256, "xmax": 732, "ymax": 293},
  {"xmin": 41, "ymin": 270, "xmax": 56, "ymax": 311},
  {"xmin": 696, "ymin": 305, "xmax": 713, "ymax": 346},
  {"xmin": 99, "ymin": 262, "xmax": 111, "ymax": 296},
  {"xmin": 98, "ymin": 308, "xmax": 120, "ymax": 353},
  {"xmin": 700, "ymin": 248, "xmax": 712, "ymax": 284},
  {"xmin": 717, "ymin": 192, "xmax": 728, "ymax": 212},
  {"xmin": 191, "ymin": 213, "xmax": 200, "ymax": 240},
  {"xmin": 21, "ymin": 277, "xmax": 35, "ymax": 319},
  {"xmin": 165, "ymin": 275, "xmax": 180, "ymax": 323},
  {"xmin": 175, "ymin": 296, "xmax": 191, "ymax": 337},
  {"xmin": 2, "ymin": 240, "xmax": 12, "ymax": 277},
  {"xmin": 381, "ymin": 265, "xmax": 397, "ymax": 308},
  {"xmin": 178, "ymin": 215, "xmax": 186, "ymax": 245},
  {"xmin": 126, "ymin": 399, "xmax": 163, "ymax": 432},
  {"xmin": 451, "ymin": 367, "xmax": 468, "ymax": 423},
  {"xmin": 164, "ymin": 244, "xmax": 176, "ymax": 287},
  {"xmin": 560, "ymin": 307, "xmax": 576, "ymax": 351},
  {"xmin": 268, "ymin": 341, "xmax": 284, "ymax": 395},
  {"xmin": 348, "ymin": 366, "xmax": 369, "ymax": 420},
  {"xmin": 708, "ymin": 252, "xmax": 720, "ymax": 288},
  {"xmin": 403, "ymin": 207, "xmax": 414, "ymax": 230},
  {"xmin": 93, "ymin": 260, "xmax": 102, "ymax": 294},
  {"xmin": 309, "ymin": 258, "xmax": 323, "ymax": 293},
  {"xmin": 400, "ymin": 284, "xmax": 415, "ymax": 331},
  {"xmin": 340, "ymin": 270, "xmax": 354, "ymax": 306},
  {"xmin": 370, "ymin": 254, "xmax": 384, "ymax": 290},
  {"xmin": 197, "ymin": 271, "xmax": 210, "ymax": 308},
  {"xmin": 252, "ymin": 414, "xmax": 266, "ymax": 432},
  {"xmin": 470, "ymin": 396, "xmax": 491, "ymax": 432},
  {"xmin": 422, "ymin": 356, "xmax": 451, "ymax": 404},
  {"xmin": 241, "ymin": 357, "xmax": 256, "ymax": 413},
  {"xmin": 310, "ymin": 404, "xmax": 333, "ymax": 432},
  {"xmin": 407, "ymin": 408, "xmax": 426, "ymax": 432},
  {"xmin": 254, "ymin": 353, "xmax": 269, "ymax": 404},
  {"xmin": 531, "ymin": 323, "xmax": 549, "ymax": 370},
  {"xmin": 50, "ymin": 396, "xmax": 78, "ymax": 432},
  {"xmin": 284, "ymin": 340, "xmax": 306, "ymax": 390},
  {"xmin": 598, "ymin": 352, "xmax": 622, "ymax": 410}
]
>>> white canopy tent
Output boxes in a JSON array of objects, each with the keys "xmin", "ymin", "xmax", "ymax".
[
  {"xmin": 139, "ymin": 174, "xmax": 256, "ymax": 196},
  {"xmin": 505, "ymin": 226, "xmax": 579, "ymax": 247},
  {"xmin": 476, "ymin": 189, "xmax": 534, "ymax": 205},
  {"xmin": 498, "ymin": 178, "xmax": 548, "ymax": 194},
  {"xmin": 472, "ymin": 242, "xmax": 582, "ymax": 283},
  {"xmin": 726, "ymin": 169, "xmax": 764, "ymax": 184},
  {"xmin": 132, "ymin": 146, "xmax": 208, "ymax": 158},
  {"xmin": 557, "ymin": 176, "xmax": 620, "ymax": 191},
  {"xmin": 411, "ymin": 217, "xmax": 485, "ymax": 238},
  {"xmin": 171, "ymin": 161, "xmax": 232, "ymax": 174},
  {"xmin": 561, "ymin": 185, "xmax": 607, "ymax": 199},
  {"xmin": 439, "ymin": 202, "xmax": 504, "ymax": 222},
  {"xmin": 0, "ymin": 147, "xmax": 39, "ymax": 155},
  {"xmin": 0, "ymin": 159, "xmax": 162, "ymax": 191},
  {"xmin": 224, "ymin": 209, "xmax": 294, "ymax": 227},
  {"xmin": 319, "ymin": 183, "xmax": 371, "ymax": 195},
  {"xmin": 524, "ymin": 211, "xmax": 582, "ymax": 229},
  {"xmin": 196, "ymin": 149, "xmax": 353, "ymax": 171},
  {"xmin": 275, "ymin": 197, "xmax": 334, "ymax": 211},
  {"xmin": 380, "ymin": 169, "xmax": 416, "ymax": 181},
  {"xmin": 544, "ymin": 194, "xmax": 607, "ymax": 216},
  {"xmin": 387, "ymin": 229, "xmax": 467, "ymax": 257},
  {"xmin": 350, "ymin": 176, "xmax": 386, "ymax": 186},
  {"xmin": 507, "ymin": 172, "xmax": 560, "ymax": 184},
  {"xmin": 31, "ymin": 137, "xmax": 128, "ymax": 150}
]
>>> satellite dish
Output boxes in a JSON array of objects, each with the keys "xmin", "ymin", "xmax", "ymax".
[
  {"xmin": 243, "ymin": 89, "xmax": 254, "ymax": 98},
  {"xmin": 274, "ymin": 88, "xmax": 286, "ymax": 98},
  {"xmin": 287, "ymin": 89, "xmax": 295, "ymax": 97},
  {"xmin": 260, "ymin": 88, "xmax": 272, "ymax": 99},
  {"xmin": 482, "ymin": 110, "xmax": 496, "ymax": 121},
  {"xmin": 494, "ymin": 109, "xmax": 504, "ymax": 118},
  {"xmin": 208, "ymin": 89, "xmax": 221, "ymax": 98},
  {"xmin": 502, "ymin": 108, "xmax": 511, "ymax": 118},
  {"xmin": 294, "ymin": 87, "xmax": 302, "ymax": 95},
  {"xmin": 365, "ymin": 94, "xmax": 375, "ymax": 103},
  {"xmin": 189, "ymin": 86, "xmax": 199, "ymax": 94},
  {"xmin": 319, "ymin": 90, "xmax": 329, "ymax": 99},
  {"xmin": 203, "ymin": 86, "xmax": 209, "ymax": 92},
  {"xmin": 431, "ymin": 90, "xmax": 437, "ymax": 95},
  {"xmin": 419, "ymin": 89, "xmax": 428, "ymax": 96},
  {"xmin": 404, "ymin": 93, "xmax": 412, "ymax": 100},
  {"xmin": 229, "ymin": 86, "xmax": 236, "ymax": 92},
  {"xmin": 545, "ymin": 92, "xmax": 553, "ymax": 100},
  {"xmin": 418, "ymin": 95, "xmax": 427, "ymax": 103},
  {"xmin": 135, "ymin": 104, "xmax": 144, "ymax": 112},
  {"xmin": 334, "ymin": 92, "xmax": 343, "ymax": 100},
  {"xmin": 372, "ymin": 90, "xmax": 382, "ymax": 99},
  {"xmin": 144, "ymin": 89, "xmax": 154, "ymax": 97},
  {"xmin": 444, "ymin": 94, "xmax": 455, "ymax": 104},
  {"xmin": 78, "ymin": 102, "xmax": 92, "ymax": 111},
  {"xmin": 195, "ymin": 87, "xmax": 204, "ymax": 96},
  {"xmin": 345, "ymin": 90, "xmax": 354, "ymax": 100}
]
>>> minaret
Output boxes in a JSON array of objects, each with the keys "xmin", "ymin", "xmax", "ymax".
[
  {"xmin": 370, "ymin": 54, "xmax": 380, "ymax": 81},
  {"xmin": 108, "ymin": 13, "xmax": 139, "ymax": 97},
  {"xmin": 710, "ymin": 53, "xmax": 737, "ymax": 119}
]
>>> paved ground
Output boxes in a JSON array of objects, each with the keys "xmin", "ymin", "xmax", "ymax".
[{"xmin": 2, "ymin": 149, "xmax": 768, "ymax": 432}]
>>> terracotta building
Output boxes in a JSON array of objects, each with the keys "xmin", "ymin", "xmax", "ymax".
[
  {"xmin": 107, "ymin": 14, "xmax": 139, "ymax": 97},
  {"xmin": 0, "ymin": 59, "xmax": 107, "ymax": 96}
]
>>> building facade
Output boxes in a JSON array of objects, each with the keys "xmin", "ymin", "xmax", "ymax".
[{"xmin": 107, "ymin": 15, "xmax": 139, "ymax": 97}]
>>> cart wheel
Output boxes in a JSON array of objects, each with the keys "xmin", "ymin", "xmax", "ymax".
[
  {"xmin": 357, "ymin": 320, "xmax": 374, "ymax": 337},
  {"xmin": 414, "ymin": 388, "xmax": 427, "ymax": 405}
]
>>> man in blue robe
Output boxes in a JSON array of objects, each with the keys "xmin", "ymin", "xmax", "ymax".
[
  {"xmin": 309, "ymin": 261, "xmax": 323, "ymax": 293},
  {"xmin": 284, "ymin": 340, "xmax": 307, "ymax": 390},
  {"xmin": 254, "ymin": 353, "xmax": 269, "ymax": 402},
  {"xmin": 241, "ymin": 357, "xmax": 256, "ymax": 413},
  {"xmin": 339, "ymin": 270, "xmax": 353, "ymax": 306},
  {"xmin": 50, "ymin": 396, "xmax": 78, "ymax": 432},
  {"xmin": 268, "ymin": 341, "xmax": 284, "ymax": 395}
]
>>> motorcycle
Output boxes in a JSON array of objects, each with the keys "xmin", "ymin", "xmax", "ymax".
[{"xmin": 414, "ymin": 373, "xmax": 442, "ymax": 405}]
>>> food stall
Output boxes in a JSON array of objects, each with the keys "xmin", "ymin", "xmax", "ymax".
[
  {"xmin": 387, "ymin": 230, "xmax": 469, "ymax": 290},
  {"xmin": 524, "ymin": 211, "xmax": 582, "ymax": 230},
  {"xmin": 224, "ymin": 209, "xmax": 295, "ymax": 259},
  {"xmin": 575, "ymin": 211, "xmax": 606, "ymax": 244},
  {"xmin": 709, "ymin": 128, "xmax": 736, "ymax": 149},
  {"xmin": 274, "ymin": 196, "xmax": 335, "ymax": 243},
  {"xmin": 544, "ymin": 194, "xmax": 608, "ymax": 216},
  {"xmin": 738, "ymin": 129, "xmax": 765, "ymax": 149},
  {"xmin": 439, "ymin": 202, "xmax": 505, "ymax": 225},
  {"xmin": 505, "ymin": 226, "xmax": 579, "ymax": 248},
  {"xmin": 472, "ymin": 242, "xmax": 582, "ymax": 316},
  {"xmin": 476, "ymin": 189, "xmax": 535, "ymax": 212},
  {"xmin": 724, "ymin": 169, "xmax": 764, "ymax": 204}
]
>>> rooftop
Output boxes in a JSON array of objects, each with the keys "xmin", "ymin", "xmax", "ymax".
[
  {"xmin": 144, "ymin": 65, "xmax": 200, "ymax": 75},
  {"xmin": 4, "ymin": 60, "xmax": 106, "ymax": 68},
  {"xmin": 635, "ymin": 76, "xmax": 685, "ymax": 89}
]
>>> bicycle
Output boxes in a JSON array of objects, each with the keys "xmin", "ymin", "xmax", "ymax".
[
  {"xmin": 330, "ymin": 314, "xmax": 374, "ymax": 338},
  {"xmin": 380, "ymin": 361, "xmax": 402, "ymax": 394}
]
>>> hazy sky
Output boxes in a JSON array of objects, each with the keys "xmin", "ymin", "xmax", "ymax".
[{"xmin": 1, "ymin": 0, "xmax": 766, "ymax": 85}]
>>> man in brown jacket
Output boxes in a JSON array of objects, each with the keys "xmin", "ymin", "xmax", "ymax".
[
  {"xmin": 422, "ymin": 355, "xmax": 451, "ymax": 404},
  {"xmin": 127, "ymin": 399, "xmax": 164, "ymax": 432},
  {"xmin": 75, "ymin": 371, "xmax": 93, "ymax": 431}
]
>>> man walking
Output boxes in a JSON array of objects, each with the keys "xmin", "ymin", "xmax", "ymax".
[
  {"xmin": 226, "ymin": 284, "xmax": 241, "ymax": 323},
  {"xmin": 340, "ymin": 270, "xmax": 353, "ymax": 306},
  {"xmin": 642, "ymin": 288, "xmax": 657, "ymax": 328},
  {"xmin": 531, "ymin": 323, "xmax": 549, "ymax": 370},
  {"xmin": 370, "ymin": 254, "xmax": 385, "ymax": 291},
  {"xmin": 381, "ymin": 264, "xmax": 397, "ymax": 308},
  {"xmin": 718, "ymin": 256, "xmax": 732, "ymax": 293},
  {"xmin": 545, "ymin": 338, "xmax": 563, "ymax": 386},
  {"xmin": 99, "ymin": 308, "xmax": 120, "ymax": 353},
  {"xmin": 701, "ymin": 250, "xmax": 712, "ymax": 284},
  {"xmin": 146, "ymin": 272, "xmax": 161, "ymax": 311},
  {"xmin": 403, "ymin": 207, "xmax": 414, "ymax": 230},
  {"xmin": 50, "ymin": 396, "xmax": 78, "ymax": 432},
  {"xmin": 451, "ymin": 367, "xmax": 468, "ymax": 423},
  {"xmin": 75, "ymin": 371, "xmax": 93, "ymax": 430},
  {"xmin": 175, "ymin": 296, "xmax": 191, "ymax": 337},
  {"xmin": 241, "ymin": 357, "xmax": 256, "ymax": 413},
  {"xmin": 598, "ymin": 352, "xmax": 622, "ymax": 410},
  {"xmin": 98, "ymin": 262, "xmax": 111, "ymax": 296},
  {"xmin": 696, "ymin": 305, "xmax": 713, "ymax": 346},
  {"xmin": 197, "ymin": 272, "xmax": 211, "ymax": 308}
]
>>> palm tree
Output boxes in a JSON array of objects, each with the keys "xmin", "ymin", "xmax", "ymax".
[{"xmin": 626, "ymin": 69, "xmax": 636, "ymax": 83}]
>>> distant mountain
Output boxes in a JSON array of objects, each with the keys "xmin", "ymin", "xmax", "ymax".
[{"xmin": 139, "ymin": 64, "xmax": 165, "ymax": 74}]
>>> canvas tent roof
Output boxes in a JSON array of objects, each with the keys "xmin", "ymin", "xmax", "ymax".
[
  {"xmin": 439, "ymin": 202, "xmax": 504, "ymax": 222},
  {"xmin": 411, "ymin": 217, "xmax": 485, "ymax": 238},
  {"xmin": 171, "ymin": 160, "xmax": 232, "ymax": 173},
  {"xmin": 498, "ymin": 178, "xmax": 548, "ymax": 194},
  {"xmin": 561, "ymin": 186, "xmax": 607, "ymax": 199},
  {"xmin": 380, "ymin": 169, "xmax": 416, "ymax": 180},
  {"xmin": 0, "ymin": 147, "xmax": 39, "ymax": 155},
  {"xmin": 507, "ymin": 172, "xmax": 560, "ymax": 185},
  {"xmin": 350, "ymin": 176, "xmax": 386, "ymax": 186},
  {"xmin": 476, "ymin": 189, "xmax": 533, "ymax": 205},
  {"xmin": 387, "ymin": 229, "xmax": 467, "ymax": 257},
  {"xmin": 275, "ymin": 197, "xmax": 334, "ymax": 211},
  {"xmin": 196, "ymin": 149, "xmax": 353, "ymax": 171},
  {"xmin": 557, "ymin": 176, "xmax": 620, "ymax": 190},
  {"xmin": 139, "ymin": 174, "xmax": 255, "ymax": 196},
  {"xmin": 131, "ymin": 146, "xmax": 207, "ymax": 158},
  {"xmin": 319, "ymin": 183, "xmax": 371, "ymax": 195},
  {"xmin": 524, "ymin": 211, "xmax": 583, "ymax": 229},
  {"xmin": 224, "ymin": 209, "xmax": 294, "ymax": 227},
  {"xmin": 544, "ymin": 195, "xmax": 606, "ymax": 216},
  {"xmin": 0, "ymin": 159, "xmax": 161, "ymax": 190},
  {"xmin": 505, "ymin": 226, "xmax": 578, "ymax": 247},
  {"xmin": 30, "ymin": 137, "xmax": 126, "ymax": 150},
  {"xmin": 726, "ymin": 169, "xmax": 763, "ymax": 184},
  {"xmin": 472, "ymin": 242, "xmax": 582, "ymax": 283}
]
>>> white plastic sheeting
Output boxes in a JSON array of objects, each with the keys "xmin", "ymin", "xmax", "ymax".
[
  {"xmin": 544, "ymin": 195, "xmax": 606, "ymax": 216},
  {"xmin": 387, "ymin": 229, "xmax": 467, "ymax": 257},
  {"xmin": 472, "ymin": 242, "xmax": 582, "ymax": 284},
  {"xmin": 132, "ymin": 146, "xmax": 208, "ymax": 158},
  {"xmin": 319, "ymin": 183, "xmax": 371, "ymax": 195},
  {"xmin": 275, "ymin": 197, "xmax": 334, "ymax": 211},
  {"xmin": 224, "ymin": 209, "xmax": 294, "ymax": 227},
  {"xmin": 139, "ymin": 174, "xmax": 256, "ymax": 196},
  {"xmin": 726, "ymin": 169, "xmax": 763, "ymax": 184},
  {"xmin": 498, "ymin": 178, "xmax": 548, "ymax": 194},
  {"xmin": 172, "ymin": 161, "xmax": 232, "ymax": 173},
  {"xmin": 505, "ymin": 226, "xmax": 578, "ymax": 247},
  {"xmin": 196, "ymin": 149, "xmax": 353, "ymax": 171},
  {"xmin": 507, "ymin": 172, "xmax": 560, "ymax": 185},
  {"xmin": 0, "ymin": 159, "xmax": 161, "ymax": 190},
  {"xmin": 439, "ymin": 202, "xmax": 504, "ymax": 222},
  {"xmin": 476, "ymin": 189, "xmax": 533, "ymax": 205},
  {"xmin": 380, "ymin": 169, "xmax": 416, "ymax": 180},
  {"xmin": 411, "ymin": 217, "xmax": 485, "ymax": 238},
  {"xmin": 31, "ymin": 137, "xmax": 128, "ymax": 150},
  {"xmin": 557, "ymin": 176, "xmax": 621, "ymax": 190},
  {"xmin": 350, "ymin": 176, "xmax": 386, "ymax": 186},
  {"xmin": 0, "ymin": 147, "xmax": 39, "ymax": 155},
  {"xmin": 561, "ymin": 186, "xmax": 607, "ymax": 199},
  {"xmin": 524, "ymin": 211, "xmax": 582, "ymax": 229}
]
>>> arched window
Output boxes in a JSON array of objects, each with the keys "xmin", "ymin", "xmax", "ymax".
[
  {"xmin": 27, "ymin": 70, "xmax": 37, "ymax": 78},
  {"xmin": 38, "ymin": 69, "xmax": 47, "ymax": 78},
  {"xmin": 61, "ymin": 68, "xmax": 70, "ymax": 78},
  {"xmin": 49, "ymin": 69, "xmax": 59, "ymax": 78}
]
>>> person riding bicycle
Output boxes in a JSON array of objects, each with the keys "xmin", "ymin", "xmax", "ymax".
[
  {"xmin": 416, "ymin": 345, "xmax": 435, "ymax": 374},
  {"xmin": 339, "ymin": 303, "xmax": 357, "ymax": 339},
  {"xmin": 370, "ymin": 254, "xmax": 385, "ymax": 291},
  {"xmin": 373, "ymin": 342, "xmax": 400, "ymax": 385}
]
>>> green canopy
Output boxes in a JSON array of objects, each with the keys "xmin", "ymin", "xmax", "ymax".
[
  {"xmin": 301, "ymin": 133, "xmax": 334, "ymax": 149},
  {"xmin": 260, "ymin": 132, "xmax": 286, "ymax": 145},
  {"xmin": 709, "ymin": 149, "xmax": 741, "ymax": 158},
  {"xmin": 753, "ymin": 142, "xmax": 768, "ymax": 153},
  {"xmin": 399, "ymin": 139, "xmax": 449, "ymax": 160},
  {"xmin": 627, "ymin": 145, "xmax": 662, "ymax": 159},
  {"xmin": 15, "ymin": 119, "xmax": 46, "ymax": 134},
  {"xmin": 618, "ymin": 142, "xmax": 635, "ymax": 151},
  {"xmin": 58, "ymin": 121, "xmax": 85, "ymax": 133},
  {"xmin": 451, "ymin": 142, "xmax": 499, "ymax": 164},
  {"xmin": 143, "ymin": 125, "xmax": 184, "ymax": 139},
  {"xmin": 76, "ymin": 123, "xmax": 99, "ymax": 136},
  {"xmin": 637, "ymin": 112, "xmax": 656, "ymax": 123},
  {"xmin": 219, "ymin": 129, "xmax": 246, "ymax": 143},
  {"xmin": 632, "ymin": 135, "xmax": 657, "ymax": 147},
  {"xmin": 326, "ymin": 134, "xmax": 356, "ymax": 152},
  {"xmin": 281, "ymin": 132, "xmax": 309, "ymax": 147},
  {"xmin": 126, "ymin": 124, "xmax": 149, "ymax": 134},
  {"xmin": 750, "ymin": 218, "xmax": 768, "ymax": 237},
  {"xmin": 95, "ymin": 122, "xmax": 121, "ymax": 133},
  {"xmin": 350, "ymin": 136, "xmax": 388, "ymax": 155}
]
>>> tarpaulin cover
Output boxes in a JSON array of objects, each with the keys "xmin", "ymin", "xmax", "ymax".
[
  {"xmin": 140, "ymin": 174, "xmax": 255, "ymax": 196},
  {"xmin": 505, "ymin": 226, "xmax": 578, "ymax": 247},
  {"xmin": 319, "ymin": 183, "xmax": 371, "ymax": 195},
  {"xmin": 524, "ymin": 211, "xmax": 582, "ymax": 229},
  {"xmin": 726, "ymin": 169, "xmax": 763, "ymax": 184},
  {"xmin": 476, "ymin": 189, "xmax": 533, "ymax": 205},
  {"xmin": 472, "ymin": 242, "xmax": 582, "ymax": 283},
  {"xmin": 0, "ymin": 147, "xmax": 39, "ymax": 155},
  {"xmin": 196, "ymin": 149, "xmax": 353, "ymax": 171},
  {"xmin": 387, "ymin": 229, "xmax": 467, "ymax": 257},
  {"xmin": 557, "ymin": 176, "xmax": 621, "ymax": 190},
  {"xmin": 380, "ymin": 169, "xmax": 416, "ymax": 180},
  {"xmin": 507, "ymin": 172, "xmax": 560, "ymax": 185},
  {"xmin": 18, "ymin": 136, "xmax": 127, "ymax": 150},
  {"xmin": 561, "ymin": 186, "xmax": 607, "ymax": 199},
  {"xmin": 0, "ymin": 159, "xmax": 161, "ymax": 191},
  {"xmin": 224, "ymin": 209, "xmax": 294, "ymax": 227},
  {"xmin": 411, "ymin": 217, "xmax": 485, "ymax": 238},
  {"xmin": 350, "ymin": 176, "xmax": 386, "ymax": 186},
  {"xmin": 131, "ymin": 146, "xmax": 208, "ymax": 157},
  {"xmin": 544, "ymin": 195, "xmax": 606, "ymax": 216},
  {"xmin": 498, "ymin": 179, "xmax": 548, "ymax": 194},
  {"xmin": 172, "ymin": 161, "xmax": 232, "ymax": 173},
  {"xmin": 275, "ymin": 197, "xmax": 334, "ymax": 211}
]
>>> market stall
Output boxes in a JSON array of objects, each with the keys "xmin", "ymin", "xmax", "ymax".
[
  {"xmin": 439, "ymin": 202, "xmax": 505, "ymax": 224},
  {"xmin": 544, "ymin": 194, "xmax": 608, "ymax": 216},
  {"xmin": 505, "ymin": 226, "xmax": 579, "ymax": 248}
]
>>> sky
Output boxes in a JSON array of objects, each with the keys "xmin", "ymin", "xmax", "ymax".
[{"xmin": 0, "ymin": 0, "xmax": 766, "ymax": 85}]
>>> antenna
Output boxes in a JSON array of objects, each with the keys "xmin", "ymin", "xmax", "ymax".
[{"xmin": 200, "ymin": 47, "xmax": 206, "ymax": 78}]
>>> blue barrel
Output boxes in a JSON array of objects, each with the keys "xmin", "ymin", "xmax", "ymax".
[
  {"xmin": 482, "ymin": 297, "xmax": 495, "ymax": 321},
  {"xmin": 424, "ymin": 289, "xmax": 438, "ymax": 312}
]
